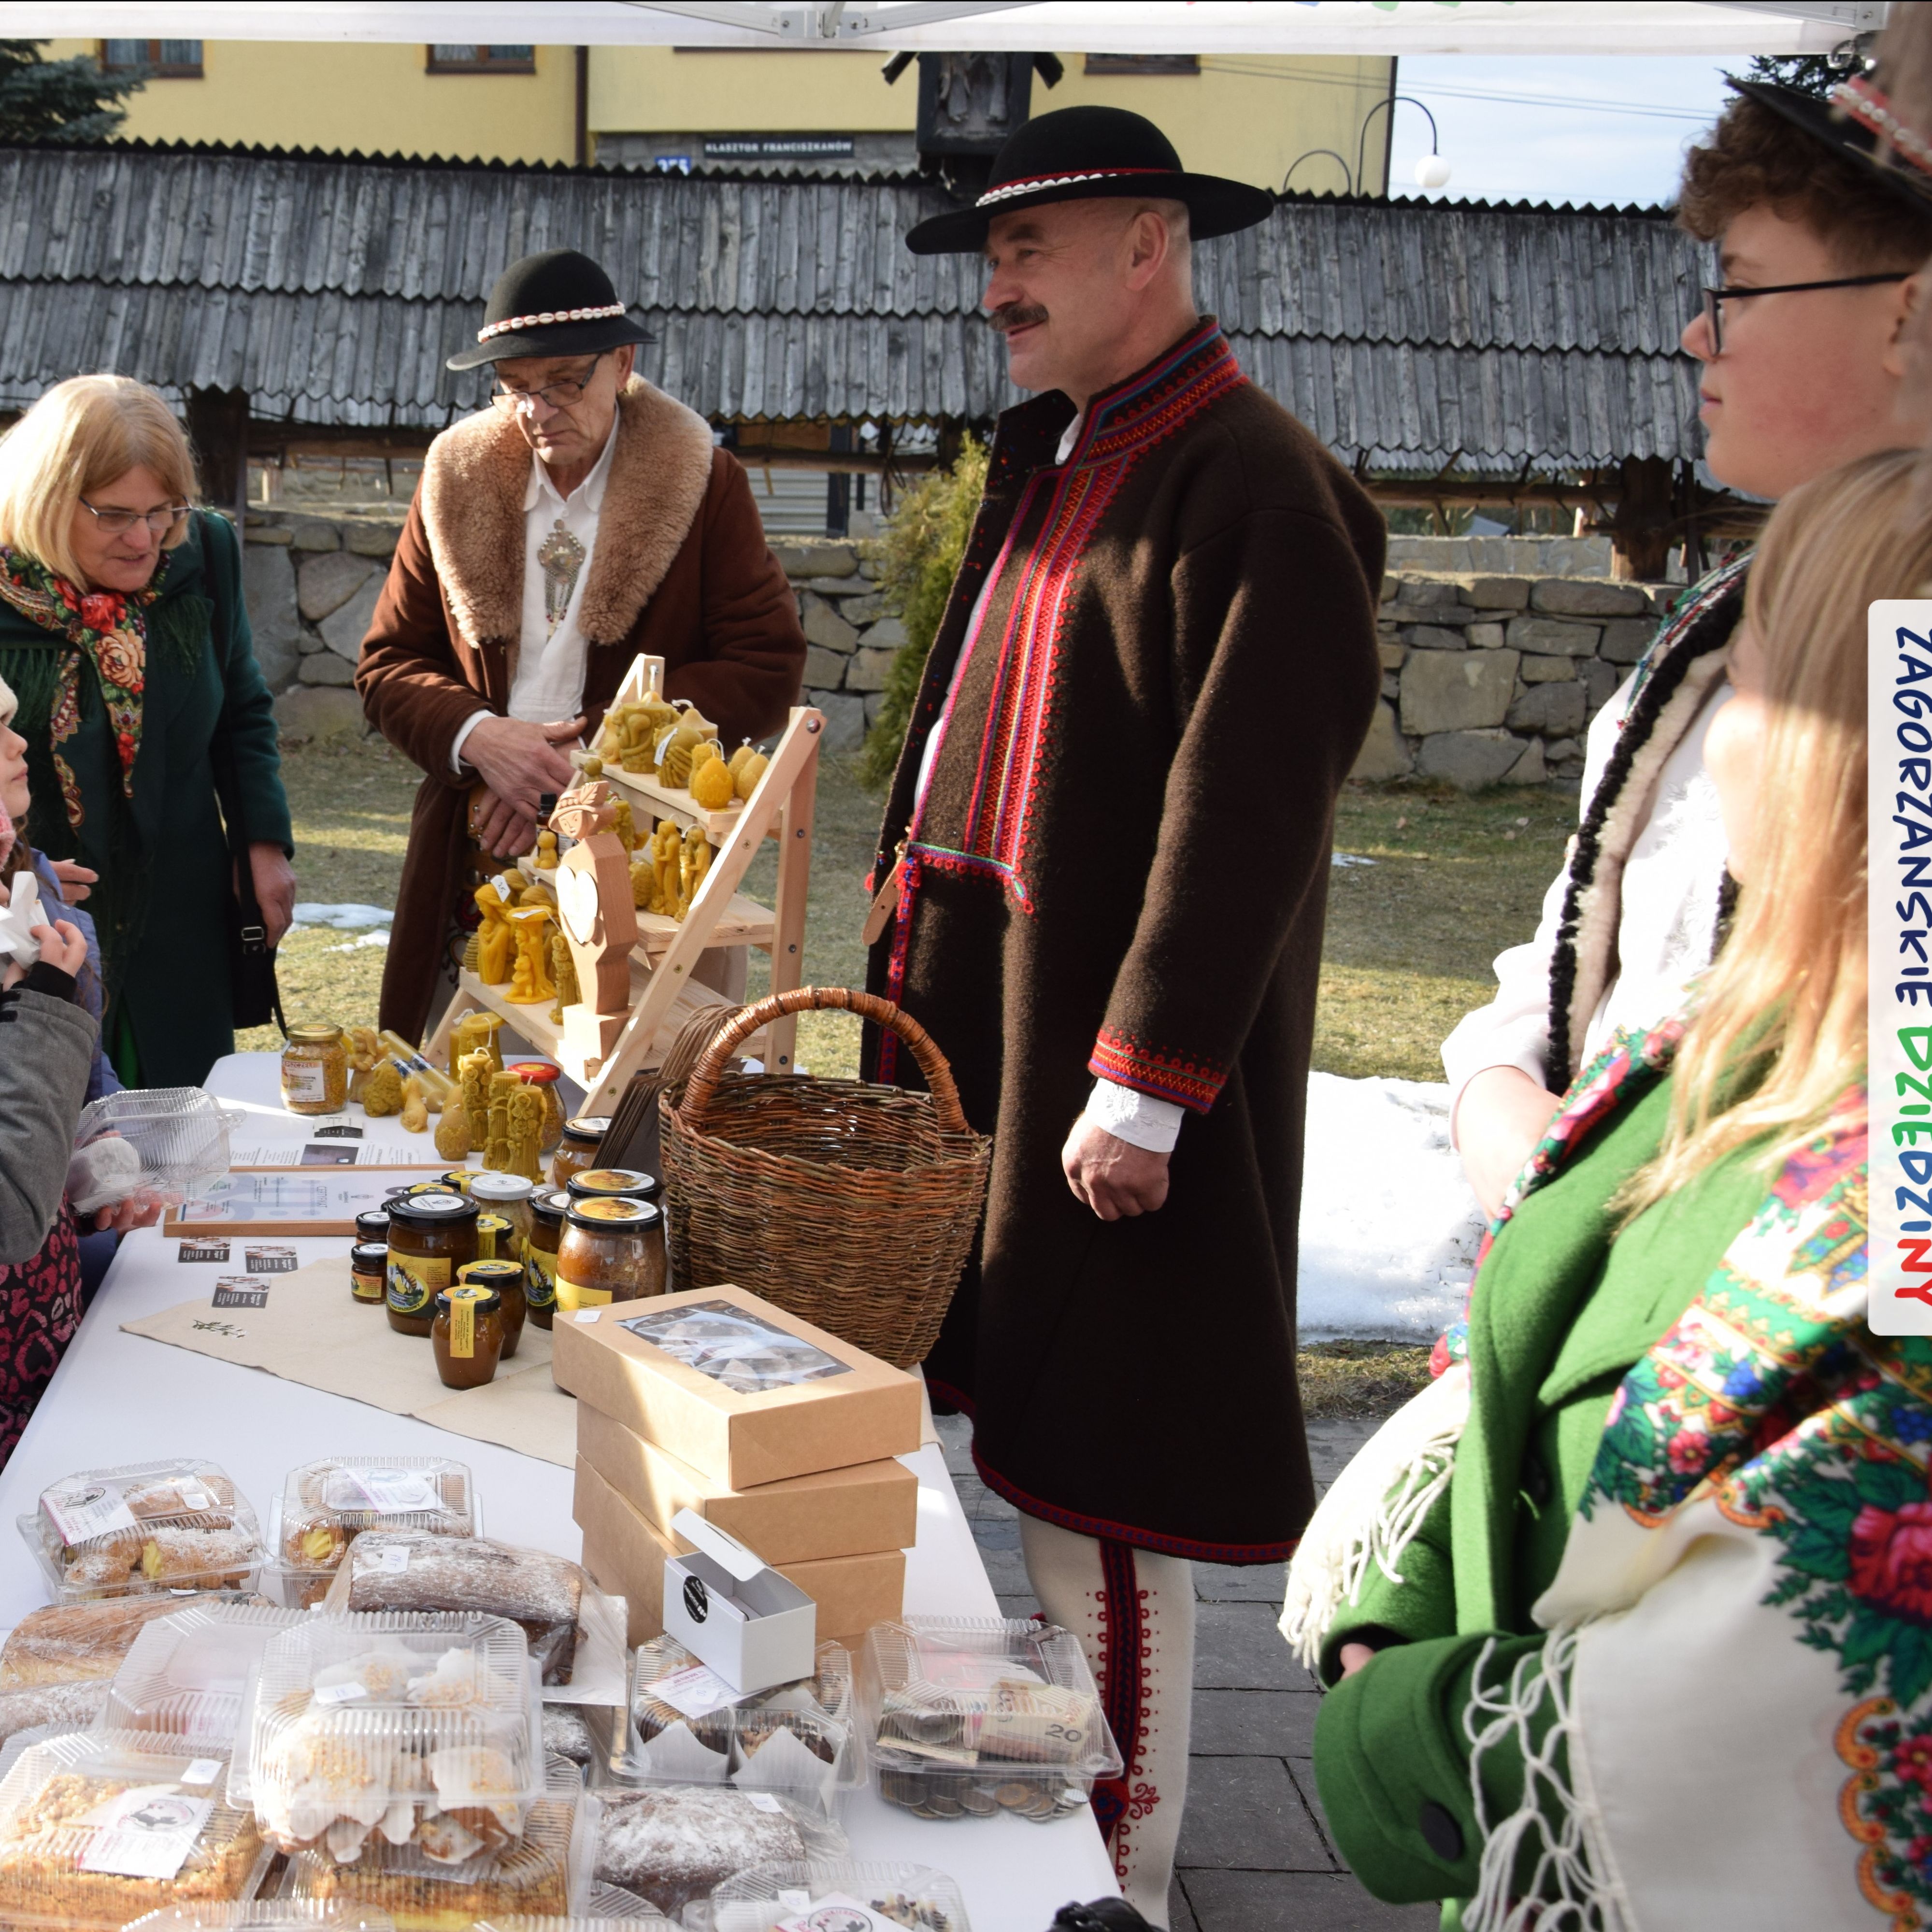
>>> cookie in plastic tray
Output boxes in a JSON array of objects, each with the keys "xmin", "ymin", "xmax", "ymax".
[
  {"xmin": 270, "ymin": 1460, "xmax": 479, "ymax": 1611},
  {"xmin": 233, "ymin": 1611, "xmax": 544, "ymax": 1863},
  {"xmin": 694, "ymin": 1861, "xmax": 972, "ymax": 1932},
  {"xmin": 591, "ymin": 1784, "xmax": 846, "ymax": 1923},
  {"xmin": 125, "ymin": 1905, "xmax": 397, "ymax": 1931},
  {"xmin": 103, "ymin": 1601, "xmax": 306, "ymax": 1746},
  {"xmin": 278, "ymin": 1756, "xmax": 589, "ymax": 1932},
  {"xmin": 859, "ymin": 1617, "xmax": 1120, "ymax": 1823},
  {"xmin": 18, "ymin": 1459, "xmax": 264, "ymax": 1603},
  {"xmin": 0, "ymin": 1729, "xmax": 272, "ymax": 1930},
  {"xmin": 623, "ymin": 1638, "xmax": 858, "ymax": 1811}
]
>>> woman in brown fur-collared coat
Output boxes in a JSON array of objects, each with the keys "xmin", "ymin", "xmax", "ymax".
[{"xmin": 358, "ymin": 372, "xmax": 805, "ymax": 1042}]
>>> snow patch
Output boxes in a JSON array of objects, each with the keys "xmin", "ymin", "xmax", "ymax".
[
  {"xmin": 1297, "ymin": 1072, "xmax": 1484, "ymax": 1343},
  {"xmin": 290, "ymin": 903, "xmax": 394, "ymax": 931}
]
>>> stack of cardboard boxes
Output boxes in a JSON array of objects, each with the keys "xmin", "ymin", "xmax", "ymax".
[{"xmin": 556, "ymin": 1284, "xmax": 923, "ymax": 1646}]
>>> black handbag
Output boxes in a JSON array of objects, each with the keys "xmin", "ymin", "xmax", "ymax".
[{"xmin": 210, "ymin": 732, "xmax": 286, "ymax": 1034}]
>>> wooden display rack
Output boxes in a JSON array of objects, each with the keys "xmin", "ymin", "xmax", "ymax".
[{"xmin": 428, "ymin": 655, "xmax": 822, "ymax": 1115}]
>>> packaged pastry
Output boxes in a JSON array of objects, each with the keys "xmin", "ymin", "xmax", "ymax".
[
  {"xmin": 330, "ymin": 1535, "xmax": 584, "ymax": 1687},
  {"xmin": 859, "ymin": 1617, "xmax": 1121, "ymax": 1824},
  {"xmin": 0, "ymin": 1595, "xmax": 246, "ymax": 1688},
  {"xmin": 538, "ymin": 1709, "xmax": 601, "ymax": 1778},
  {"xmin": 624, "ymin": 1638, "xmax": 857, "ymax": 1812},
  {"xmin": 102, "ymin": 1603, "xmax": 305, "ymax": 1746},
  {"xmin": 233, "ymin": 1612, "xmax": 544, "ymax": 1862},
  {"xmin": 591, "ymin": 1785, "xmax": 842, "ymax": 1921},
  {"xmin": 18, "ymin": 1459, "xmax": 263, "ymax": 1603},
  {"xmin": 125, "ymin": 1907, "xmax": 396, "ymax": 1931},
  {"xmin": 0, "ymin": 1681, "xmax": 108, "ymax": 1750},
  {"xmin": 0, "ymin": 1731, "xmax": 270, "ymax": 1929},
  {"xmin": 272, "ymin": 1460, "xmax": 477, "ymax": 1611},
  {"xmin": 279, "ymin": 1760, "xmax": 585, "ymax": 1932},
  {"xmin": 702, "ymin": 1861, "xmax": 973, "ymax": 1932}
]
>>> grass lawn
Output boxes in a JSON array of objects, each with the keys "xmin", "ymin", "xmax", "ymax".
[{"xmin": 254, "ymin": 735, "xmax": 1568, "ymax": 1417}]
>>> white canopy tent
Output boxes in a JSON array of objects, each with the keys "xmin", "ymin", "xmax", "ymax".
[{"xmin": 0, "ymin": 0, "xmax": 1889, "ymax": 55}]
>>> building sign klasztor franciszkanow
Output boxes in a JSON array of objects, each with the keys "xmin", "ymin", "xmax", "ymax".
[{"xmin": 1873, "ymin": 601, "xmax": 1932, "ymax": 1334}]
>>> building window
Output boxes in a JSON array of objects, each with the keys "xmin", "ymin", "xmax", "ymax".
[
  {"xmin": 1083, "ymin": 54, "xmax": 1200, "ymax": 76},
  {"xmin": 100, "ymin": 40, "xmax": 203, "ymax": 77},
  {"xmin": 427, "ymin": 45, "xmax": 537, "ymax": 74}
]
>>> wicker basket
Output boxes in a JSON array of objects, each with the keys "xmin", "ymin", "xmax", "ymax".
[{"xmin": 661, "ymin": 986, "xmax": 991, "ymax": 1369}]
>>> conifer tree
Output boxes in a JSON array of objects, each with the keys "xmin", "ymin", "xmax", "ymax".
[{"xmin": 0, "ymin": 41, "xmax": 143, "ymax": 144}]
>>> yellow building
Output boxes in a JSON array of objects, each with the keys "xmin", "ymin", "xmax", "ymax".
[{"xmin": 46, "ymin": 39, "xmax": 1394, "ymax": 194}]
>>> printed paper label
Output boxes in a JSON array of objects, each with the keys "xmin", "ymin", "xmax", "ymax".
[
  {"xmin": 556, "ymin": 1275, "xmax": 611, "ymax": 1313},
  {"xmin": 524, "ymin": 1246, "xmax": 558, "ymax": 1310},
  {"xmin": 776, "ymin": 1893, "xmax": 901, "ymax": 1932},
  {"xmin": 387, "ymin": 1252, "xmax": 449, "ymax": 1316},
  {"xmin": 329, "ymin": 1468, "xmax": 440, "ymax": 1516},
  {"xmin": 78, "ymin": 1787, "xmax": 213, "ymax": 1880},
  {"xmin": 211, "ymin": 1277, "xmax": 269, "ymax": 1310},
  {"xmin": 368, "ymin": 1544, "xmax": 413, "ymax": 1575},
  {"xmin": 180, "ymin": 1760, "xmax": 222, "ymax": 1788},
  {"xmin": 245, "ymin": 1246, "xmax": 298, "ymax": 1274},
  {"xmin": 41, "ymin": 1484, "xmax": 138, "ymax": 1548},
  {"xmin": 743, "ymin": 1790, "xmax": 784, "ymax": 1815},
  {"xmin": 648, "ymin": 1662, "xmax": 741, "ymax": 1720},
  {"xmin": 176, "ymin": 1239, "xmax": 229, "ymax": 1263},
  {"xmin": 313, "ymin": 1681, "xmax": 370, "ymax": 1705},
  {"xmin": 282, "ymin": 1060, "xmax": 329, "ymax": 1106}
]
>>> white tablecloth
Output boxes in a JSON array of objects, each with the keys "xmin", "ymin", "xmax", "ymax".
[{"xmin": 0, "ymin": 1054, "xmax": 1116, "ymax": 1926}]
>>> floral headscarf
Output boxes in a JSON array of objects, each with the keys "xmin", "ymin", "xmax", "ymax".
[{"xmin": 0, "ymin": 550, "xmax": 153, "ymax": 831}]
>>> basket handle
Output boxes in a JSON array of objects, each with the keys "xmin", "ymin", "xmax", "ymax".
[{"xmin": 678, "ymin": 986, "xmax": 973, "ymax": 1136}]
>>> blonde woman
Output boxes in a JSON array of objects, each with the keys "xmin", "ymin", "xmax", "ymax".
[
  {"xmin": 1296, "ymin": 447, "xmax": 1916, "ymax": 1926},
  {"xmin": 0, "ymin": 375, "xmax": 292, "ymax": 1086}
]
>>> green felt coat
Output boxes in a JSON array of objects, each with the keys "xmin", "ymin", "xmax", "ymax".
[
  {"xmin": 0, "ymin": 511, "xmax": 291, "ymax": 1088},
  {"xmin": 1311, "ymin": 1067, "xmax": 1772, "ymax": 1917}
]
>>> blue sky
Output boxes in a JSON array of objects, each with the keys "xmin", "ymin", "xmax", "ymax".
[{"xmin": 1384, "ymin": 57, "xmax": 1743, "ymax": 208}]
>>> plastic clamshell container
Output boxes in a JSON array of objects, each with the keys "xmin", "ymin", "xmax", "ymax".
[
  {"xmin": 18, "ymin": 1458, "xmax": 265, "ymax": 1604},
  {"xmin": 621, "ymin": 1638, "xmax": 860, "ymax": 1815},
  {"xmin": 74, "ymin": 1087, "xmax": 244, "ymax": 1201},
  {"xmin": 102, "ymin": 1602, "xmax": 307, "ymax": 1746},
  {"xmin": 266, "ymin": 1460, "xmax": 482, "ymax": 1612},
  {"xmin": 858, "ymin": 1617, "xmax": 1121, "ymax": 1824},
  {"xmin": 695, "ymin": 1860, "xmax": 973, "ymax": 1932},
  {"xmin": 475, "ymin": 1898, "xmax": 678, "ymax": 1932},
  {"xmin": 233, "ymin": 1612, "xmax": 545, "ymax": 1861},
  {"xmin": 277, "ymin": 1757, "xmax": 592, "ymax": 1932},
  {"xmin": 0, "ymin": 1729, "xmax": 274, "ymax": 1930},
  {"xmin": 124, "ymin": 1905, "xmax": 397, "ymax": 1932}
]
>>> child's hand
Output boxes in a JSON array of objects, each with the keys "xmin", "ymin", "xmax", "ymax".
[
  {"xmin": 94, "ymin": 1189, "xmax": 164, "ymax": 1235},
  {"xmin": 3, "ymin": 919, "xmax": 88, "ymax": 990}
]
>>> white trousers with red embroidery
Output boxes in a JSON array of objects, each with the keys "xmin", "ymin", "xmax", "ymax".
[{"xmin": 1020, "ymin": 1515, "xmax": 1196, "ymax": 1929}]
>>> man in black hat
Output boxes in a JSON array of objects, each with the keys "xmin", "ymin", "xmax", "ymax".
[
  {"xmin": 358, "ymin": 248, "xmax": 806, "ymax": 1039},
  {"xmin": 863, "ymin": 105, "xmax": 1384, "ymax": 1920}
]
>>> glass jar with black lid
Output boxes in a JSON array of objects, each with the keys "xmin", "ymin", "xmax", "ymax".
[
  {"xmin": 557, "ymin": 1195, "xmax": 666, "ymax": 1310},
  {"xmin": 551, "ymin": 1116, "xmax": 611, "ymax": 1190},
  {"xmin": 386, "ymin": 1190, "xmax": 479, "ymax": 1337},
  {"xmin": 523, "ymin": 1187, "xmax": 569, "ymax": 1331}
]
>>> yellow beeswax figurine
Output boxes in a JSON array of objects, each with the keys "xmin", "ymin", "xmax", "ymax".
[
  {"xmin": 434, "ymin": 1098, "xmax": 472, "ymax": 1162},
  {"xmin": 343, "ymin": 1025, "xmax": 381, "ymax": 1103},
  {"xmin": 690, "ymin": 754, "xmax": 735, "ymax": 811},
  {"xmin": 657, "ymin": 706, "xmax": 718, "ymax": 787},
  {"xmin": 400, "ymin": 1076, "xmax": 429, "ymax": 1134},
  {"xmin": 485, "ymin": 1069, "xmax": 520, "ymax": 1172},
  {"xmin": 611, "ymin": 799, "xmax": 637, "ymax": 852},
  {"xmin": 630, "ymin": 858, "xmax": 654, "ymax": 911},
  {"xmin": 678, "ymin": 827, "xmax": 712, "ymax": 919},
  {"xmin": 363, "ymin": 1060, "xmax": 403, "ymax": 1117},
  {"xmin": 647, "ymin": 818, "xmax": 680, "ymax": 917},
  {"xmin": 458, "ymin": 1048, "xmax": 493, "ymax": 1153},
  {"xmin": 734, "ymin": 746, "xmax": 770, "ymax": 801},
  {"xmin": 473, "ymin": 881, "xmax": 514, "ymax": 985},
  {"xmin": 506, "ymin": 907, "xmax": 556, "ymax": 1005},
  {"xmin": 533, "ymin": 829, "xmax": 560, "ymax": 871},
  {"xmin": 548, "ymin": 930, "xmax": 580, "ymax": 1027},
  {"xmin": 507, "ymin": 1084, "xmax": 544, "ymax": 1181}
]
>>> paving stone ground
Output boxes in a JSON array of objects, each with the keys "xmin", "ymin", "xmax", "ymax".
[{"xmin": 935, "ymin": 1413, "xmax": 1439, "ymax": 1932}]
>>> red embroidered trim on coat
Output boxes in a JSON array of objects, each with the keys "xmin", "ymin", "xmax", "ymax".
[{"xmin": 1089, "ymin": 1026, "xmax": 1228, "ymax": 1113}]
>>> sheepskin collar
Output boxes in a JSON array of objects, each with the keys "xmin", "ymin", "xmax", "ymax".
[{"xmin": 419, "ymin": 377, "xmax": 715, "ymax": 664}]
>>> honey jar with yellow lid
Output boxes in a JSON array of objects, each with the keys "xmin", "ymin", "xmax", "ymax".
[
  {"xmin": 432, "ymin": 1282, "xmax": 504, "ymax": 1389},
  {"xmin": 458, "ymin": 1257, "xmax": 527, "ymax": 1359}
]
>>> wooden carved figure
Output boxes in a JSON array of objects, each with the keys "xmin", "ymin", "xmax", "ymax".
[{"xmin": 550, "ymin": 781, "xmax": 640, "ymax": 1065}]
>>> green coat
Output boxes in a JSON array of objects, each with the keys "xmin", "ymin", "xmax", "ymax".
[
  {"xmin": 0, "ymin": 511, "xmax": 291, "ymax": 1088},
  {"xmin": 1311, "ymin": 1057, "xmax": 1772, "ymax": 1915}
]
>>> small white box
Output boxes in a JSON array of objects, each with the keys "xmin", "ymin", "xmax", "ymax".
[{"xmin": 661, "ymin": 1507, "xmax": 817, "ymax": 1693}]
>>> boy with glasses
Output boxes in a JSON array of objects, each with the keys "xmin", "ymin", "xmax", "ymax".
[{"xmin": 1444, "ymin": 81, "xmax": 1932, "ymax": 1216}]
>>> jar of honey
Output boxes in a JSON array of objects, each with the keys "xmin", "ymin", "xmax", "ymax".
[
  {"xmin": 557, "ymin": 1196, "xmax": 666, "ymax": 1311},
  {"xmin": 349, "ymin": 1242, "xmax": 387, "ymax": 1304},
  {"xmin": 564, "ymin": 1167, "xmax": 661, "ymax": 1205},
  {"xmin": 281, "ymin": 1025, "xmax": 348, "ymax": 1116},
  {"xmin": 431, "ymin": 1282, "xmax": 505, "ymax": 1389},
  {"xmin": 468, "ymin": 1172, "xmax": 534, "ymax": 1259},
  {"xmin": 551, "ymin": 1116, "xmax": 610, "ymax": 1189},
  {"xmin": 355, "ymin": 1208, "xmax": 391, "ymax": 1244},
  {"xmin": 524, "ymin": 1187, "xmax": 568, "ymax": 1331},
  {"xmin": 474, "ymin": 1213, "xmax": 515, "ymax": 1263},
  {"xmin": 458, "ymin": 1258, "xmax": 527, "ymax": 1359},
  {"xmin": 386, "ymin": 1191, "xmax": 479, "ymax": 1337},
  {"xmin": 508, "ymin": 1061, "xmax": 567, "ymax": 1153}
]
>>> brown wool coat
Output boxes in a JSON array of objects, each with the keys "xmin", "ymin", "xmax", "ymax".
[
  {"xmin": 864, "ymin": 323, "xmax": 1384, "ymax": 1560},
  {"xmin": 358, "ymin": 379, "xmax": 806, "ymax": 1039}
]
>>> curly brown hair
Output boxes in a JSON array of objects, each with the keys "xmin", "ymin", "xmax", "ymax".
[{"xmin": 1678, "ymin": 89, "xmax": 1932, "ymax": 268}]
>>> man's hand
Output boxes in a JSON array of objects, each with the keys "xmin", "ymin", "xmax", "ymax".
[
  {"xmin": 1, "ymin": 918, "xmax": 87, "ymax": 990},
  {"xmin": 247, "ymin": 843, "xmax": 297, "ymax": 946},
  {"xmin": 462, "ymin": 716, "xmax": 585, "ymax": 858},
  {"xmin": 1062, "ymin": 1116, "xmax": 1171, "ymax": 1221},
  {"xmin": 48, "ymin": 859, "xmax": 96, "ymax": 903},
  {"xmin": 1456, "ymin": 1065, "xmax": 1563, "ymax": 1220}
]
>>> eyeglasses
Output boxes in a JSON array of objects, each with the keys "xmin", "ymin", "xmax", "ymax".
[
  {"xmin": 490, "ymin": 354, "xmax": 606, "ymax": 414},
  {"xmin": 77, "ymin": 498, "xmax": 191, "ymax": 538},
  {"xmin": 1700, "ymin": 271, "xmax": 1912, "ymax": 354}
]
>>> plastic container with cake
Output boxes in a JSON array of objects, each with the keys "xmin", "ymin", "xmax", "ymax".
[
  {"xmin": 689, "ymin": 1860, "xmax": 973, "ymax": 1932},
  {"xmin": 99, "ymin": 1601, "xmax": 307, "ymax": 1749},
  {"xmin": 229, "ymin": 1610, "xmax": 546, "ymax": 1865},
  {"xmin": 0, "ymin": 1729, "xmax": 273, "ymax": 1931},
  {"xmin": 0, "ymin": 1594, "xmax": 255, "ymax": 1690},
  {"xmin": 125, "ymin": 1903, "xmax": 397, "ymax": 1931},
  {"xmin": 265, "ymin": 1457, "xmax": 479, "ymax": 1610},
  {"xmin": 277, "ymin": 1754, "xmax": 592, "ymax": 1932},
  {"xmin": 619, "ymin": 1637, "xmax": 862, "ymax": 1816},
  {"xmin": 16, "ymin": 1458, "xmax": 265, "ymax": 1604},
  {"xmin": 858, "ymin": 1616, "xmax": 1123, "ymax": 1825}
]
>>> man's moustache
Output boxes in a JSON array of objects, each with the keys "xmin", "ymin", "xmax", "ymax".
[{"xmin": 991, "ymin": 305, "xmax": 1048, "ymax": 335}]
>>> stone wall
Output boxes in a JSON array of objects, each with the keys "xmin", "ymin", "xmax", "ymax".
[{"xmin": 1357, "ymin": 570, "xmax": 1673, "ymax": 789}]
